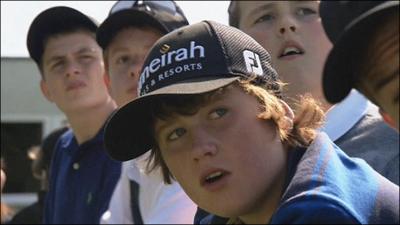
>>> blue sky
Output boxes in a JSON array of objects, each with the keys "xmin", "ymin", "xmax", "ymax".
[{"xmin": 1, "ymin": 1, "xmax": 229, "ymax": 57}]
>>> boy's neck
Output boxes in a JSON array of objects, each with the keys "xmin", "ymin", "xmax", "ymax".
[
  {"xmin": 239, "ymin": 164, "xmax": 287, "ymax": 224},
  {"xmin": 65, "ymin": 98, "xmax": 116, "ymax": 145}
]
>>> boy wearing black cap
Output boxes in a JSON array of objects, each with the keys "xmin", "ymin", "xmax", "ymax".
[
  {"xmin": 104, "ymin": 21, "xmax": 399, "ymax": 224},
  {"xmin": 227, "ymin": 1, "xmax": 399, "ymax": 186},
  {"xmin": 26, "ymin": 6, "xmax": 121, "ymax": 224},
  {"xmin": 321, "ymin": 1, "xmax": 399, "ymax": 130},
  {"xmin": 96, "ymin": 1, "xmax": 196, "ymax": 223}
]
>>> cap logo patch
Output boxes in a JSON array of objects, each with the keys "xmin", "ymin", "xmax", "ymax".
[
  {"xmin": 139, "ymin": 41, "xmax": 205, "ymax": 95},
  {"xmin": 160, "ymin": 44, "xmax": 170, "ymax": 54},
  {"xmin": 243, "ymin": 50, "xmax": 263, "ymax": 76}
]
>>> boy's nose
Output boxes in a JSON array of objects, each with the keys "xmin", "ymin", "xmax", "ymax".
[
  {"xmin": 191, "ymin": 129, "xmax": 218, "ymax": 162},
  {"xmin": 276, "ymin": 17, "xmax": 298, "ymax": 36},
  {"xmin": 65, "ymin": 62, "xmax": 81, "ymax": 78},
  {"xmin": 279, "ymin": 25, "xmax": 296, "ymax": 34}
]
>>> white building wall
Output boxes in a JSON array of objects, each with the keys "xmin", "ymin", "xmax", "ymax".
[{"xmin": 1, "ymin": 57, "xmax": 66, "ymax": 137}]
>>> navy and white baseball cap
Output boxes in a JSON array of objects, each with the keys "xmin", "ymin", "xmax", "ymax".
[
  {"xmin": 96, "ymin": 0, "xmax": 189, "ymax": 50},
  {"xmin": 104, "ymin": 20, "xmax": 280, "ymax": 161},
  {"xmin": 27, "ymin": 6, "xmax": 98, "ymax": 66},
  {"xmin": 320, "ymin": 1, "xmax": 399, "ymax": 104}
]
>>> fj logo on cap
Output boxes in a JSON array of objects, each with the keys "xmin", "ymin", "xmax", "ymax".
[{"xmin": 243, "ymin": 50, "xmax": 263, "ymax": 76}]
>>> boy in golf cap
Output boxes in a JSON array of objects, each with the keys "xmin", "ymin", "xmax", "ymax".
[
  {"xmin": 96, "ymin": 0, "xmax": 196, "ymax": 223},
  {"xmin": 104, "ymin": 20, "xmax": 399, "ymax": 224},
  {"xmin": 26, "ymin": 6, "xmax": 121, "ymax": 224},
  {"xmin": 321, "ymin": 1, "xmax": 399, "ymax": 130}
]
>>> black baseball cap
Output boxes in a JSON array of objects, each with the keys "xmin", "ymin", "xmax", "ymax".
[
  {"xmin": 27, "ymin": 6, "xmax": 98, "ymax": 66},
  {"xmin": 104, "ymin": 20, "xmax": 280, "ymax": 161},
  {"xmin": 320, "ymin": 1, "xmax": 399, "ymax": 104},
  {"xmin": 96, "ymin": 0, "xmax": 189, "ymax": 50}
]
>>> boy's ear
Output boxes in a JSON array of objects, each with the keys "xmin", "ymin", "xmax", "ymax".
[
  {"xmin": 40, "ymin": 79, "xmax": 54, "ymax": 102},
  {"xmin": 279, "ymin": 99, "xmax": 294, "ymax": 120},
  {"xmin": 379, "ymin": 108, "xmax": 397, "ymax": 129},
  {"xmin": 279, "ymin": 99, "xmax": 294, "ymax": 130}
]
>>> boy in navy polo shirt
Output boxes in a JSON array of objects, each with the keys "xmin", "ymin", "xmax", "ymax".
[{"xmin": 26, "ymin": 6, "xmax": 121, "ymax": 224}]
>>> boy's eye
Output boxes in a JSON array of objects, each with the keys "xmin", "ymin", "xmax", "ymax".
[
  {"xmin": 80, "ymin": 55, "xmax": 94, "ymax": 63},
  {"xmin": 50, "ymin": 61, "xmax": 64, "ymax": 71},
  {"xmin": 297, "ymin": 7, "xmax": 316, "ymax": 16},
  {"xmin": 254, "ymin": 13, "xmax": 274, "ymax": 25},
  {"xmin": 209, "ymin": 108, "xmax": 227, "ymax": 120},
  {"xmin": 116, "ymin": 55, "xmax": 130, "ymax": 64},
  {"xmin": 167, "ymin": 128, "xmax": 186, "ymax": 141},
  {"xmin": 81, "ymin": 54, "xmax": 93, "ymax": 59},
  {"xmin": 51, "ymin": 62, "xmax": 62, "ymax": 69}
]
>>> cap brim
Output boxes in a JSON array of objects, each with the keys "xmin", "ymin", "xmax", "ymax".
[
  {"xmin": 104, "ymin": 76, "xmax": 239, "ymax": 161},
  {"xmin": 97, "ymin": 9, "xmax": 168, "ymax": 49},
  {"xmin": 323, "ymin": 1, "xmax": 399, "ymax": 104}
]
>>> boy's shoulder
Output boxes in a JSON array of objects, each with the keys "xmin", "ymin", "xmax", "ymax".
[
  {"xmin": 336, "ymin": 105, "xmax": 399, "ymax": 184},
  {"xmin": 271, "ymin": 196, "xmax": 358, "ymax": 223},
  {"xmin": 280, "ymin": 132, "xmax": 399, "ymax": 224},
  {"xmin": 336, "ymin": 103, "xmax": 398, "ymax": 147}
]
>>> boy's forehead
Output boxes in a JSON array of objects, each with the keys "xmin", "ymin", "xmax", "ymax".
[
  {"xmin": 237, "ymin": 1, "xmax": 316, "ymax": 15},
  {"xmin": 108, "ymin": 26, "xmax": 164, "ymax": 45},
  {"xmin": 43, "ymin": 33, "xmax": 99, "ymax": 61},
  {"xmin": 235, "ymin": 1, "xmax": 280, "ymax": 26},
  {"xmin": 236, "ymin": 1, "xmax": 278, "ymax": 13},
  {"xmin": 44, "ymin": 30, "xmax": 96, "ymax": 50},
  {"xmin": 108, "ymin": 26, "xmax": 163, "ymax": 51}
]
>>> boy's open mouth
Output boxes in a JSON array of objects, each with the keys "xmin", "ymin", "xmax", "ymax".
[
  {"xmin": 279, "ymin": 46, "xmax": 304, "ymax": 58},
  {"xmin": 200, "ymin": 169, "xmax": 231, "ymax": 191},
  {"xmin": 204, "ymin": 171, "xmax": 224, "ymax": 184},
  {"xmin": 278, "ymin": 40, "xmax": 305, "ymax": 59}
]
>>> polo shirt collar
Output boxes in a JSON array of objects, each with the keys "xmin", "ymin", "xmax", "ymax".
[{"xmin": 320, "ymin": 89, "xmax": 370, "ymax": 141}]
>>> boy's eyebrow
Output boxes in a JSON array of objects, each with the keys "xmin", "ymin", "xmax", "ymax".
[
  {"xmin": 110, "ymin": 43, "xmax": 154, "ymax": 56},
  {"xmin": 248, "ymin": 2, "xmax": 275, "ymax": 15},
  {"xmin": 45, "ymin": 46, "xmax": 97, "ymax": 66},
  {"xmin": 246, "ymin": 1, "xmax": 313, "ymax": 15},
  {"xmin": 76, "ymin": 46, "xmax": 97, "ymax": 54},
  {"xmin": 210, "ymin": 92, "xmax": 227, "ymax": 102},
  {"xmin": 109, "ymin": 46, "xmax": 129, "ymax": 55},
  {"xmin": 46, "ymin": 55, "xmax": 65, "ymax": 66}
]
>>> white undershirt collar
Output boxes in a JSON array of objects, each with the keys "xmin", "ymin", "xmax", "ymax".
[{"xmin": 320, "ymin": 89, "xmax": 372, "ymax": 141}]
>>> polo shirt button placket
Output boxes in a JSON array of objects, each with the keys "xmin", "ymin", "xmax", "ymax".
[{"xmin": 73, "ymin": 162, "xmax": 80, "ymax": 170}]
